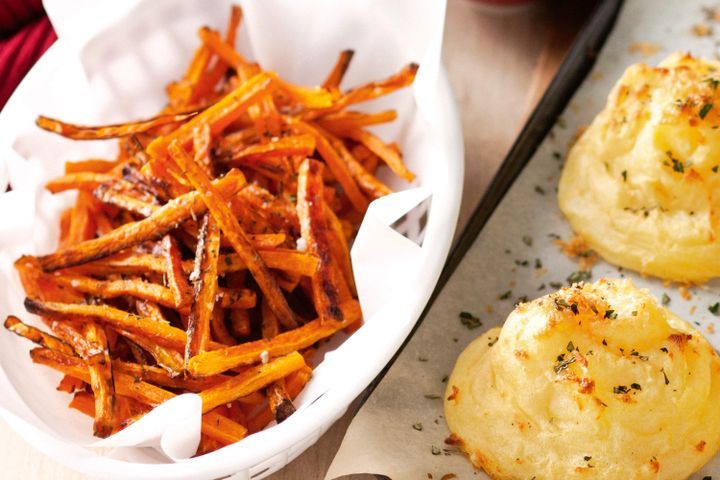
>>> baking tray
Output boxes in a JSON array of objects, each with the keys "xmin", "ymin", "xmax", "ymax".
[{"xmin": 327, "ymin": 0, "xmax": 720, "ymax": 477}]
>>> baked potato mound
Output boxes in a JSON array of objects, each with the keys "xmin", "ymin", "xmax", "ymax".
[
  {"xmin": 558, "ymin": 53, "xmax": 720, "ymax": 282},
  {"xmin": 444, "ymin": 278, "xmax": 720, "ymax": 479}
]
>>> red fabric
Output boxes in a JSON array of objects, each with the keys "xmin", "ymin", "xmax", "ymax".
[{"xmin": 0, "ymin": 0, "xmax": 57, "ymax": 110}]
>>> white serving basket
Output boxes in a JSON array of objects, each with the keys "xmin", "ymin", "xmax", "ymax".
[{"xmin": 0, "ymin": 0, "xmax": 464, "ymax": 478}]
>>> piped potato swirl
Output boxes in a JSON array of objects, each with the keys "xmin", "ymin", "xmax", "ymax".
[
  {"xmin": 445, "ymin": 279, "xmax": 720, "ymax": 479},
  {"xmin": 558, "ymin": 53, "xmax": 720, "ymax": 282}
]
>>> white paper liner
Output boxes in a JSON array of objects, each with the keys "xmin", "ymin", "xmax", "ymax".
[
  {"xmin": 327, "ymin": 0, "xmax": 720, "ymax": 478},
  {"xmin": 0, "ymin": 0, "xmax": 464, "ymax": 478}
]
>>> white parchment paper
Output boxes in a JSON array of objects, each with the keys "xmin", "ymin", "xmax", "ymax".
[
  {"xmin": 327, "ymin": 1, "xmax": 720, "ymax": 478},
  {"xmin": 0, "ymin": 0, "xmax": 463, "ymax": 478}
]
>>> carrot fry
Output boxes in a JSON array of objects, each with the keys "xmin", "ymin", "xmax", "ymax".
[
  {"xmin": 117, "ymin": 329, "xmax": 184, "ymax": 374},
  {"xmin": 187, "ymin": 299, "xmax": 360, "ymax": 376},
  {"xmin": 189, "ymin": 6, "xmax": 244, "ymax": 105},
  {"xmin": 53, "ymin": 275, "xmax": 176, "ymax": 308},
  {"xmin": 65, "ymin": 159, "xmax": 119, "ymax": 174},
  {"xmin": 324, "ymin": 205, "xmax": 357, "ymax": 296},
  {"xmin": 185, "ymin": 213, "xmax": 220, "ymax": 363},
  {"xmin": 229, "ymin": 309, "xmax": 251, "ymax": 338},
  {"xmin": 31, "ymin": 347, "xmax": 247, "ymax": 445},
  {"xmin": 217, "ymin": 288, "xmax": 257, "ymax": 310},
  {"xmin": 261, "ymin": 298, "xmax": 279, "ymax": 340},
  {"xmin": 69, "ymin": 391, "xmax": 95, "ymax": 417},
  {"xmin": 58, "ymin": 374, "xmax": 86, "ymax": 393},
  {"xmin": 297, "ymin": 159, "xmax": 351, "ymax": 323},
  {"xmin": 329, "ymin": 124, "xmax": 414, "ymax": 181},
  {"xmin": 322, "ymin": 49, "xmax": 354, "ymax": 90},
  {"xmin": 198, "ymin": 26, "xmax": 257, "ymax": 76},
  {"xmin": 198, "ymin": 352, "xmax": 306, "ymax": 413},
  {"xmin": 210, "ymin": 309, "xmax": 236, "ymax": 346},
  {"xmin": 200, "ymin": 411, "xmax": 248, "ymax": 445},
  {"xmin": 169, "ymin": 140, "xmax": 298, "ymax": 329},
  {"xmin": 45, "ymin": 172, "xmax": 113, "ymax": 193},
  {"xmin": 36, "ymin": 112, "xmax": 198, "ymax": 140},
  {"xmin": 113, "ymin": 360, "xmax": 225, "ymax": 392},
  {"xmin": 63, "ymin": 192, "xmax": 98, "ymax": 248},
  {"xmin": 220, "ymin": 135, "xmax": 316, "ymax": 169},
  {"xmin": 309, "ymin": 62, "xmax": 418, "ymax": 118},
  {"xmin": 37, "ymin": 170, "xmax": 245, "ymax": 271},
  {"xmin": 4, "ymin": 315, "xmax": 76, "ymax": 356},
  {"xmin": 81, "ymin": 322, "xmax": 116, "ymax": 437},
  {"xmin": 135, "ymin": 301, "xmax": 167, "ymax": 323},
  {"xmin": 147, "ymin": 72, "xmax": 276, "ymax": 159},
  {"xmin": 70, "ymin": 252, "xmax": 167, "ymax": 276},
  {"xmin": 287, "ymin": 119, "xmax": 368, "ymax": 213},
  {"xmin": 94, "ymin": 183, "xmax": 159, "ymax": 216},
  {"xmin": 318, "ymin": 110, "xmax": 397, "ymax": 129},
  {"xmin": 162, "ymin": 235, "xmax": 193, "ymax": 314},
  {"xmin": 24, "ymin": 298, "xmax": 188, "ymax": 351}
]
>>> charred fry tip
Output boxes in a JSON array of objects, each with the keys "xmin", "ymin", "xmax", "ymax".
[
  {"xmin": 342, "ymin": 49, "xmax": 355, "ymax": 56},
  {"xmin": 408, "ymin": 62, "xmax": 420, "ymax": 72},
  {"xmin": 23, "ymin": 297, "xmax": 44, "ymax": 316},
  {"xmin": 3, "ymin": 315, "xmax": 19, "ymax": 329},
  {"xmin": 274, "ymin": 399, "xmax": 296, "ymax": 424}
]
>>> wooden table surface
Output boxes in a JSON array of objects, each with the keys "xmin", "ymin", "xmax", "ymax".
[{"xmin": 0, "ymin": 0, "xmax": 598, "ymax": 478}]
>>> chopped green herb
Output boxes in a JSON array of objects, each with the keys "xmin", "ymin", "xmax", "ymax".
[
  {"xmin": 459, "ymin": 311, "xmax": 482, "ymax": 329},
  {"xmin": 515, "ymin": 259, "xmax": 529, "ymax": 267},
  {"xmin": 660, "ymin": 347, "xmax": 668, "ymax": 353},
  {"xmin": 662, "ymin": 293, "xmax": 671, "ymax": 305},
  {"xmin": 552, "ymin": 151, "xmax": 562, "ymax": 160},
  {"xmin": 224, "ymin": 256, "xmax": 233, "ymax": 266},
  {"xmin": 488, "ymin": 337, "xmax": 499, "ymax": 347},
  {"xmin": 441, "ymin": 375, "xmax": 448, "ymax": 383},
  {"xmin": 534, "ymin": 185, "xmax": 546, "ymax": 195},
  {"xmin": 661, "ymin": 368, "xmax": 670, "ymax": 385},
  {"xmin": 621, "ymin": 170, "xmax": 627, "ymax": 181},
  {"xmin": 709, "ymin": 302, "xmax": 720, "ymax": 315},
  {"xmin": 604, "ymin": 309, "xmax": 617, "ymax": 319},
  {"xmin": 672, "ymin": 158, "xmax": 684, "ymax": 173},
  {"xmin": 713, "ymin": 165, "xmax": 719, "ymax": 173},
  {"xmin": 522, "ymin": 235, "xmax": 533, "ymax": 247},
  {"xmin": 535, "ymin": 258, "xmax": 543, "ymax": 269},
  {"xmin": 630, "ymin": 383, "xmax": 642, "ymax": 391},
  {"xmin": 499, "ymin": 290, "xmax": 512, "ymax": 300},
  {"xmin": 555, "ymin": 298, "xmax": 570, "ymax": 309},
  {"xmin": 602, "ymin": 339, "xmax": 608, "ymax": 346},
  {"xmin": 613, "ymin": 385, "xmax": 630, "ymax": 394},
  {"xmin": 418, "ymin": 356, "xmax": 429, "ymax": 362},
  {"xmin": 567, "ymin": 270, "xmax": 591, "ymax": 284},
  {"xmin": 631, "ymin": 310, "xmax": 638, "ymax": 316},
  {"xmin": 550, "ymin": 281, "xmax": 563, "ymax": 289},
  {"xmin": 557, "ymin": 118, "xmax": 567, "ymax": 128},
  {"xmin": 584, "ymin": 456, "xmax": 592, "ymax": 461},
  {"xmin": 566, "ymin": 341, "xmax": 575, "ymax": 352},
  {"xmin": 708, "ymin": 77, "xmax": 719, "ymax": 90},
  {"xmin": 412, "ymin": 422, "xmax": 423, "ymax": 431},
  {"xmin": 538, "ymin": 283, "xmax": 546, "ymax": 290},
  {"xmin": 424, "ymin": 394, "xmax": 441, "ymax": 400},
  {"xmin": 700, "ymin": 102, "xmax": 714, "ymax": 119},
  {"xmin": 570, "ymin": 303, "xmax": 579, "ymax": 315}
]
